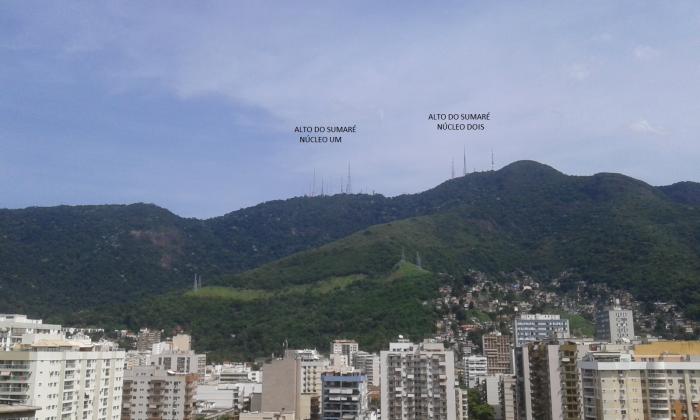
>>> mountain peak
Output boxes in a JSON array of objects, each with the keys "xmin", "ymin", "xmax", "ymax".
[{"xmin": 499, "ymin": 160, "xmax": 562, "ymax": 175}]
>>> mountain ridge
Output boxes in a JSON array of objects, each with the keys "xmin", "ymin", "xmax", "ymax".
[{"xmin": 2, "ymin": 161, "xmax": 700, "ymax": 329}]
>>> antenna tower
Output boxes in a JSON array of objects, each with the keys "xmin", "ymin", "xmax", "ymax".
[
  {"xmin": 463, "ymin": 145, "xmax": 467, "ymax": 176},
  {"xmin": 346, "ymin": 162, "xmax": 352, "ymax": 194}
]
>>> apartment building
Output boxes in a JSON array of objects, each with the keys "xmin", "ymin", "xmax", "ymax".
[
  {"xmin": 135, "ymin": 329, "xmax": 161, "ymax": 353},
  {"xmin": 596, "ymin": 306, "xmax": 635, "ymax": 344},
  {"xmin": 500, "ymin": 375, "xmax": 518, "ymax": 420},
  {"xmin": 482, "ymin": 333, "xmax": 513, "ymax": 375},
  {"xmin": 514, "ymin": 314, "xmax": 570, "ymax": 347},
  {"xmin": 149, "ymin": 350, "xmax": 206, "ymax": 376},
  {"xmin": 463, "ymin": 355, "xmax": 487, "ymax": 388},
  {"xmin": 0, "ymin": 315, "xmax": 61, "ymax": 352},
  {"xmin": 515, "ymin": 340, "xmax": 593, "ymax": 420},
  {"xmin": 352, "ymin": 352, "xmax": 380, "ymax": 387},
  {"xmin": 320, "ymin": 371, "xmax": 368, "ymax": 420},
  {"xmin": 0, "ymin": 333, "xmax": 124, "ymax": 420},
  {"xmin": 380, "ymin": 339, "xmax": 457, "ymax": 420},
  {"xmin": 261, "ymin": 349, "xmax": 329, "ymax": 420},
  {"xmin": 579, "ymin": 342, "xmax": 700, "ymax": 420},
  {"xmin": 121, "ymin": 365, "xmax": 197, "ymax": 420},
  {"xmin": 330, "ymin": 340, "xmax": 359, "ymax": 367}
]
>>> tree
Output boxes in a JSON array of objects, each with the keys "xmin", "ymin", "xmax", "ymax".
[{"xmin": 467, "ymin": 388, "xmax": 495, "ymax": 420}]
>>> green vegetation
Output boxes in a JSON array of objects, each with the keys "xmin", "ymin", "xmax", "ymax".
[
  {"xmin": 468, "ymin": 388, "xmax": 495, "ymax": 420},
  {"xmin": 3, "ymin": 161, "xmax": 700, "ymax": 357},
  {"xmin": 67, "ymin": 263, "xmax": 439, "ymax": 360}
]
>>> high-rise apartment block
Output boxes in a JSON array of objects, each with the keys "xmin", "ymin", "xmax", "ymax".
[
  {"xmin": 136, "ymin": 329, "xmax": 161, "ymax": 352},
  {"xmin": 580, "ymin": 341, "xmax": 700, "ymax": 420},
  {"xmin": 514, "ymin": 314, "xmax": 570, "ymax": 347},
  {"xmin": 320, "ymin": 371, "xmax": 368, "ymax": 420},
  {"xmin": 261, "ymin": 349, "xmax": 329, "ymax": 420},
  {"xmin": 595, "ymin": 305, "xmax": 635, "ymax": 344},
  {"xmin": 0, "ymin": 315, "xmax": 61, "ymax": 352},
  {"xmin": 463, "ymin": 355, "xmax": 487, "ymax": 388},
  {"xmin": 482, "ymin": 333, "xmax": 513, "ymax": 374},
  {"xmin": 0, "ymin": 322, "xmax": 125, "ymax": 420},
  {"xmin": 380, "ymin": 339, "xmax": 457, "ymax": 420},
  {"xmin": 352, "ymin": 351, "xmax": 380, "ymax": 387},
  {"xmin": 514, "ymin": 340, "xmax": 593, "ymax": 420},
  {"xmin": 121, "ymin": 365, "xmax": 197, "ymax": 420}
]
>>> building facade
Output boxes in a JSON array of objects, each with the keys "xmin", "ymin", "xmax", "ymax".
[
  {"xmin": 121, "ymin": 365, "xmax": 197, "ymax": 420},
  {"xmin": 463, "ymin": 355, "xmax": 487, "ymax": 388},
  {"xmin": 0, "ymin": 336, "xmax": 124, "ymax": 420},
  {"xmin": 595, "ymin": 307, "xmax": 635, "ymax": 344},
  {"xmin": 380, "ymin": 339, "xmax": 457, "ymax": 420},
  {"xmin": 352, "ymin": 352, "xmax": 380, "ymax": 387},
  {"xmin": 0, "ymin": 315, "xmax": 61, "ymax": 352},
  {"xmin": 320, "ymin": 372, "xmax": 368, "ymax": 420},
  {"xmin": 514, "ymin": 314, "xmax": 570, "ymax": 347},
  {"xmin": 579, "ymin": 345, "xmax": 700, "ymax": 420},
  {"xmin": 482, "ymin": 333, "xmax": 513, "ymax": 375}
]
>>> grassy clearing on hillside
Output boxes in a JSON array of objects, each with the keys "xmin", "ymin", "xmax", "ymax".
[
  {"xmin": 545, "ymin": 309, "xmax": 595, "ymax": 337},
  {"xmin": 186, "ymin": 274, "xmax": 368, "ymax": 302}
]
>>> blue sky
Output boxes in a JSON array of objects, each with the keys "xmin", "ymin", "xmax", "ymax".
[{"xmin": 1, "ymin": 1, "xmax": 699, "ymax": 217}]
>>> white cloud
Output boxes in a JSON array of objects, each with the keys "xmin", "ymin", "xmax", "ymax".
[
  {"xmin": 628, "ymin": 119, "xmax": 665, "ymax": 135},
  {"xmin": 568, "ymin": 63, "xmax": 591, "ymax": 81},
  {"xmin": 633, "ymin": 45, "xmax": 660, "ymax": 60}
]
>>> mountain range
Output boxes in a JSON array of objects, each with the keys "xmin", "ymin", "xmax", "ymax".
[{"xmin": 2, "ymin": 161, "xmax": 700, "ymax": 358}]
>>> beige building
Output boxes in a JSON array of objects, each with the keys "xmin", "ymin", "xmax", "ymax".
[
  {"xmin": 261, "ymin": 349, "xmax": 329, "ymax": 420},
  {"xmin": 483, "ymin": 333, "xmax": 513, "ymax": 375},
  {"xmin": 121, "ymin": 365, "xmax": 197, "ymax": 420},
  {"xmin": 135, "ymin": 329, "xmax": 161, "ymax": 352},
  {"xmin": 580, "ymin": 342, "xmax": 700, "ymax": 420}
]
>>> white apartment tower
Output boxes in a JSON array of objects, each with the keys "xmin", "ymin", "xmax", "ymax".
[
  {"xmin": 0, "ymin": 315, "xmax": 61, "ymax": 352},
  {"xmin": 0, "ymin": 328, "xmax": 124, "ymax": 420},
  {"xmin": 463, "ymin": 355, "xmax": 487, "ymax": 388},
  {"xmin": 595, "ymin": 304, "xmax": 635, "ymax": 344},
  {"xmin": 380, "ymin": 339, "xmax": 457, "ymax": 420}
]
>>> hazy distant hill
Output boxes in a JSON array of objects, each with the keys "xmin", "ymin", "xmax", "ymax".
[{"xmin": 3, "ymin": 161, "xmax": 700, "ymax": 357}]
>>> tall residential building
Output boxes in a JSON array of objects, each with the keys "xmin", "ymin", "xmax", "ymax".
[
  {"xmin": 579, "ymin": 342, "xmax": 700, "ymax": 420},
  {"xmin": 595, "ymin": 305, "xmax": 635, "ymax": 344},
  {"xmin": 352, "ymin": 352, "xmax": 380, "ymax": 387},
  {"xmin": 135, "ymin": 329, "xmax": 161, "ymax": 352},
  {"xmin": 0, "ymin": 330, "xmax": 125, "ymax": 420},
  {"xmin": 330, "ymin": 340, "xmax": 359, "ymax": 367},
  {"xmin": 261, "ymin": 349, "xmax": 329, "ymax": 420},
  {"xmin": 380, "ymin": 339, "xmax": 457, "ymax": 420},
  {"xmin": 121, "ymin": 365, "xmax": 197, "ymax": 420},
  {"xmin": 172, "ymin": 334, "xmax": 192, "ymax": 352},
  {"xmin": 463, "ymin": 355, "xmax": 487, "ymax": 388},
  {"xmin": 0, "ymin": 315, "xmax": 61, "ymax": 351},
  {"xmin": 320, "ymin": 371, "xmax": 368, "ymax": 420},
  {"xmin": 482, "ymin": 333, "xmax": 513, "ymax": 374},
  {"xmin": 500, "ymin": 375, "xmax": 518, "ymax": 420},
  {"xmin": 515, "ymin": 340, "xmax": 592, "ymax": 420},
  {"xmin": 514, "ymin": 314, "xmax": 570, "ymax": 347},
  {"xmin": 149, "ymin": 350, "xmax": 206, "ymax": 376}
]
